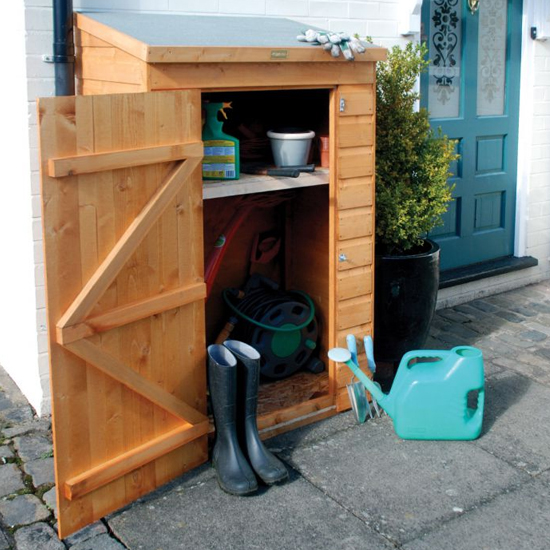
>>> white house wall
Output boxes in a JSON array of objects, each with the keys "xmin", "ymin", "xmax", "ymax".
[
  {"xmin": 8, "ymin": 0, "xmax": 549, "ymax": 413},
  {"xmin": 0, "ymin": 2, "xmax": 42, "ymax": 414}
]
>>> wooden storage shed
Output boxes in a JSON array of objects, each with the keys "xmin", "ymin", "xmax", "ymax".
[{"xmin": 37, "ymin": 12, "xmax": 386, "ymax": 538}]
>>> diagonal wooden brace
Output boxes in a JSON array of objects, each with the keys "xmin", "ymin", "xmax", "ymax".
[
  {"xmin": 65, "ymin": 338, "xmax": 208, "ymax": 426},
  {"xmin": 57, "ymin": 155, "xmax": 202, "ymax": 329}
]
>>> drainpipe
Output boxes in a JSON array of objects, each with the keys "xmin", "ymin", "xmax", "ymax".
[{"xmin": 52, "ymin": 0, "xmax": 74, "ymax": 96}]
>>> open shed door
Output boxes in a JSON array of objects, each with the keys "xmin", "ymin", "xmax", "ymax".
[{"xmin": 38, "ymin": 91, "xmax": 208, "ymax": 538}]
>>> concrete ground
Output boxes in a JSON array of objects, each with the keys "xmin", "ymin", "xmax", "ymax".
[{"xmin": 1, "ymin": 281, "xmax": 550, "ymax": 549}]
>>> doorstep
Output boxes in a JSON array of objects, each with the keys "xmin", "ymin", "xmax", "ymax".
[{"xmin": 439, "ymin": 256, "xmax": 539, "ymax": 289}]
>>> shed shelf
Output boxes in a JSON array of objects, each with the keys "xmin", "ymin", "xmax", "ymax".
[{"xmin": 203, "ymin": 169, "xmax": 329, "ymax": 200}]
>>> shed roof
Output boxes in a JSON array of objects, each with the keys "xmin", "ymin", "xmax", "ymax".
[{"xmin": 75, "ymin": 11, "xmax": 387, "ymax": 63}]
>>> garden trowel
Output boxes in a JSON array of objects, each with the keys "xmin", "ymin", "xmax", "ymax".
[{"xmin": 345, "ymin": 335, "xmax": 372, "ymax": 423}]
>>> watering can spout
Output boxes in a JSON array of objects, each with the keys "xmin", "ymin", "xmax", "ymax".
[
  {"xmin": 328, "ymin": 348, "xmax": 395, "ymax": 419},
  {"xmin": 376, "ymin": 393, "xmax": 395, "ymax": 418}
]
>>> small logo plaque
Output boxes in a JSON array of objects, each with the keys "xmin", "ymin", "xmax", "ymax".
[{"xmin": 271, "ymin": 50, "xmax": 289, "ymax": 59}]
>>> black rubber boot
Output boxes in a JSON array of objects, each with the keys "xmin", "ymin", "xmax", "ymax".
[
  {"xmin": 207, "ymin": 344, "xmax": 258, "ymax": 496},
  {"xmin": 223, "ymin": 340, "xmax": 289, "ymax": 485}
]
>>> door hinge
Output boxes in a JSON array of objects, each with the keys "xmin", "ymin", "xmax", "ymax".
[{"xmin": 339, "ymin": 98, "xmax": 346, "ymax": 113}]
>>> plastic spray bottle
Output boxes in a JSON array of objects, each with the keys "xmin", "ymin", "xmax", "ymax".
[{"xmin": 202, "ymin": 102, "xmax": 240, "ymax": 181}]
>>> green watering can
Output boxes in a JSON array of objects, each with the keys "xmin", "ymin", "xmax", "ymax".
[{"xmin": 328, "ymin": 346, "xmax": 485, "ymax": 440}]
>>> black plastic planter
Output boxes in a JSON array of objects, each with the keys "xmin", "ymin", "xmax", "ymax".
[{"xmin": 374, "ymin": 239, "xmax": 440, "ymax": 363}]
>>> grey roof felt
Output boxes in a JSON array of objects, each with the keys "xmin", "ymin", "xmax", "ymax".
[{"xmin": 78, "ymin": 11, "xmax": 327, "ymax": 48}]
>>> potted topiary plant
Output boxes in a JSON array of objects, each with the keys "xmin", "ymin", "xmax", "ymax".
[{"xmin": 374, "ymin": 42, "xmax": 458, "ymax": 365}]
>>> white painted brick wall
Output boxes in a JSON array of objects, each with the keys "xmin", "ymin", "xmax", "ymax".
[
  {"xmin": 0, "ymin": 1, "xmax": 43, "ymax": 414},
  {"xmin": 309, "ymin": 2, "xmax": 348, "ymax": 18},
  {"xmin": 25, "ymin": 7, "xmax": 54, "ymax": 30},
  {"xmin": 526, "ymin": 39, "xmax": 550, "ymax": 280},
  {"xmin": 267, "ymin": 1, "xmax": 310, "ymax": 17},
  {"xmin": 13, "ymin": 0, "xmax": 550, "ymax": 409}
]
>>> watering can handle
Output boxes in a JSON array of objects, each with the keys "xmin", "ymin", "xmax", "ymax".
[
  {"xmin": 346, "ymin": 334, "xmax": 358, "ymax": 366},
  {"xmin": 467, "ymin": 388, "xmax": 485, "ymax": 423},
  {"xmin": 401, "ymin": 349, "xmax": 446, "ymax": 369}
]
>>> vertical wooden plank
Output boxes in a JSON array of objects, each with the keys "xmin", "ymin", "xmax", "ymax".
[
  {"xmin": 328, "ymin": 87, "xmax": 339, "ymax": 398},
  {"xmin": 157, "ymin": 89, "xmax": 207, "ymax": 480},
  {"xmin": 111, "ymin": 93, "xmax": 157, "ymax": 500},
  {"xmin": 75, "ymin": 95, "xmax": 128, "ymax": 519},
  {"xmin": 151, "ymin": 93, "xmax": 184, "ymax": 483},
  {"xmin": 38, "ymin": 96, "xmax": 95, "ymax": 532}
]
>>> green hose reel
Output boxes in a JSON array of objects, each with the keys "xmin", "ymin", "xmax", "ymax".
[{"xmin": 222, "ymin": 284, "xmax": 324, "ymax": 379}]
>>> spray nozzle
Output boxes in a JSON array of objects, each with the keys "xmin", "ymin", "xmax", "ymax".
[{"xmin": 219, "ymin": 102, "xmax": 233, "ymax": 120}]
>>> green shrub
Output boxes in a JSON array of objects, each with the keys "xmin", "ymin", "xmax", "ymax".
[{"xmin": 375, "ymin": 42, "xmax": 458, "ymax": 254}]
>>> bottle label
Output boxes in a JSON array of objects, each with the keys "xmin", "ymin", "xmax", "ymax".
[{"xmin": 203, "ymin": 140, "xmax": 237, "ymax": 179}]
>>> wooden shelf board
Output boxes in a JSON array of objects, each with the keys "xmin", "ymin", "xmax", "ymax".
[{"xmin": 203, "ymin": 169, "xmax": 329, "ymax": 200}]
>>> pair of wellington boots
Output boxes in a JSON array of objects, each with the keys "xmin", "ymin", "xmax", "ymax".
[{"xmin": 207, "ymin": 340, "xmax": 289, "ymax": 495}]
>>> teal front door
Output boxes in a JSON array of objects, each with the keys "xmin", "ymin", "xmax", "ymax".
[{"xmin": 421, "ymin": 0, "xmax": 523, "ymax": 271}]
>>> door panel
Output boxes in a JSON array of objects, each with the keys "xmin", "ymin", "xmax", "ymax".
[
  {"xmin": 38, "ymin": 91, "xmax": 207, "ymax": 538},
  {"xmin": 421, "ymin": 0, "xmax": 522, "ymax": 270}
]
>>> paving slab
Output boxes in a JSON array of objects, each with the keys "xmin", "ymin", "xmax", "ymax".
[
  {"xmin": 267, "ymin": 409, "xmax": 360, "ymax": 452},
  {"xmin": 70, "ymin": 533, "xmax": 126, "ymax": 550},
  {"xmin": 0, "ymin": 407, "xmax": 34, "ymax": 425},
  {"xmin": 495, "ymin": 331, "xmax": 538, "ymax": 350},
  {"xmin": 491, "ymin": 351, "xmax": 550, "ymax": 386},
  {"xmin": 0, "ymin": 396, "xmax": 13, "ymax": 413},
  {"xmin": 513, "ymin": 284, "xmax": 549, "ymax": 300},
  {"xmin": 65, "ymin": 521, "xmax": 107, "ymax": 547},
  {"xmin": 12, "ymin": 435, "xmax": 52, "ymax": 462},
  {"xmin": 524, "ymin": 320, "xmax": 550, "ymax": 337},
  {"xmin": 0, "ymin": 494, "xmax": 51, "ymax": 527},
  {"xmin": 43, "ymin": 487, "xmax": 57, "ymax": 517},
  {"xmin": 23, "ymin": 457, "xmax": 55, "ymax": 487},
  {"xmin": 402, "ymin": 472, "xmax": 550, "ymax": 550},
  {"xmin": 0, "ymin": 463, "xmax": 25, "ymax": 497},
  {"xmin": 0, "ymin": 446, "xmax": 12, "ymax": 460},
  {"xmin": 108, "ymin": 469, "xmax": 392, "ymax": 550},
  {"xmin": 2, "ymin": 418, "xmax": 52, "ymax": 439},
  {"xmin": 519, "ymin": 329, "xmax": 548, "ymax": 342},
  {"xmin": 469, "ymin": 299, "xmax": 499, "ymax": 313},
  {"xmin": 474, "ymin": 371, "xmax": 550, "ymax": 475},
  {"xmin": 0, "ymin": 530, "xmax": 9, "ymax": 550},
  {"xmin": 531, "ymin": 302, "xmax": 550, "ymax": 314},
  {"xmin": 280, "ymin": 415, "xmax": 528, "ymax": 546},
  {"xmin": 14, "ymin": 522, "xmax": 65, "ymax": 550}
]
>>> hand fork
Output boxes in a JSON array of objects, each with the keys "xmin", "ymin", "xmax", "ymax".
[
  {"xmin": 345, "ymin": 335, "xmax": 373, "ymax": 421},
  {"xmin": 364, "ymin": 336, "xmax": 383, "ymax": 417}
]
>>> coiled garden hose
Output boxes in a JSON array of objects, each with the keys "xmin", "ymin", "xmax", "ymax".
[{"xmin": 222, "ymin": 288, "xmax": 315, "ymax": 332}]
